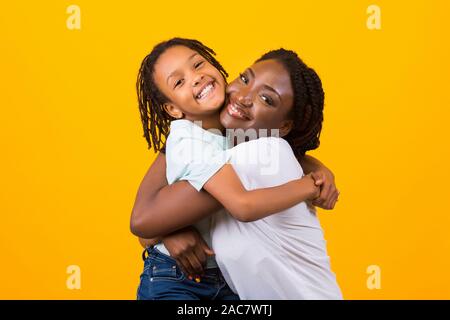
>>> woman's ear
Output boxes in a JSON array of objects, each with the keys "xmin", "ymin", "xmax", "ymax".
[
  {"xmin": 163, "ymin": 103, "xmax": 184, "ymax": 119},
  {"xmin": 279, "ymin": 119, "xmax": 294, "ymax": 137}
]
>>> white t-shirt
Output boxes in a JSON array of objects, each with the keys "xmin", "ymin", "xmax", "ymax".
[
  {"xmin": 211, "ymin": 137, "xmax": 343, "ymax": 299},
  {"xmin": 155, "ymin": 120, "xmax": 231, "ymax": 269}
]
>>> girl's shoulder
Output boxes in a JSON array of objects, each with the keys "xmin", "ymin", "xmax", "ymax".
[
  {"xmin": 166, "ymin": 120, "xmax": 205, "ymax": 149},
  {"xmin": 168, "ymin": 120, "xmax": 196, "ymax": 140},
  {"xmin": 168, "ymin": 120, "xmax": 224, "ymax": 144}
]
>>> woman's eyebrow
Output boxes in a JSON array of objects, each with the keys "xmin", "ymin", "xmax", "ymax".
[
  {"xmin": 262, "ymin": 84, "xmax": 281, "ymax": 100},
  {"xmin": 166, "ymin": 53, "xmax": 199, "ymax": 84},
  {"xmin": 248, "ymin": 67, "xmax": 281, "ymax": 100},
  {"xmin": 248, "ymin": 68, "xmax": 255, "ymax": 79}
]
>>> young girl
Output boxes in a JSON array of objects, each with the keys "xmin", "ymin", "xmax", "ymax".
[{"xmin": 134, "ymin": 38, "xmax": 338, "ymax": 299}]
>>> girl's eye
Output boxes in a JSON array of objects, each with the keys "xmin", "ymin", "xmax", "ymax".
[
  {"xmin": 239, "ymin": 73, "xmax": 249, "ymax": 84},
  {"xmin": 260, "ymin": 95, "xmax": 274, "ymax": 106},
  {"xmin": 174, "ymin": 79, "xmax": 183, "ymax": 88},
  {"xmin": 194, "ymin": 61, "xmax": 204, "ymax": 69}
]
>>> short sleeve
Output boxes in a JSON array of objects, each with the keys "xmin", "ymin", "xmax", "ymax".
[
  {"xmin": 226, "ymin": 137, "xmax": 303, "ymax": 188},
  {"xmin": 166, "ymin": 132, "xmax": 231, "ymax": 191}
]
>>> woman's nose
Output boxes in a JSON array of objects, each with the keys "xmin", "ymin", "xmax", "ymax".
[{"xmin": 237, "ymin": 94, "xmax": 252, "ymax": 108}]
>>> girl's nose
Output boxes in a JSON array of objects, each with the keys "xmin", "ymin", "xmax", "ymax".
[{"xmin": 192, "ymin": 74, "xmax": 204, "ymax": 87}]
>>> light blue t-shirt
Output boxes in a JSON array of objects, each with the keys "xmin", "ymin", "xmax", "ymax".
[{"xmin": 155, "ymin": 119, "xmax": 231, "ymax": 269}]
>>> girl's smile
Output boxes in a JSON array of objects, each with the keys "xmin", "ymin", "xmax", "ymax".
[{"xmin": 195, "ymin": 79, "xmax": 217, "ymax": 101}]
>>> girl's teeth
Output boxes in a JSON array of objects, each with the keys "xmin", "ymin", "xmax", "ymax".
[{"xmin": 198, "ymin": 83, "xmax": 214, "ymax": 99}]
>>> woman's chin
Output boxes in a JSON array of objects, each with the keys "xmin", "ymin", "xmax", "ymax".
[{"xmin": 220, "ymin": 109, "xmax": 239, "ymax": 129}]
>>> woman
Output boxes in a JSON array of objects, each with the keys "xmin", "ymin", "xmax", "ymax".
[{"xmin": 131, "ymin": 41, "xmax": 341, "ymax": 299}]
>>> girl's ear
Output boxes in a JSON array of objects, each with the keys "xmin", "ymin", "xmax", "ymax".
[
  {"xmin": 163, "ymin": 103, "xmax": 184, "ymax": 119},
  {"xmin": 279, "ymin": 119, "xmax": 293, "ymax": 137}
]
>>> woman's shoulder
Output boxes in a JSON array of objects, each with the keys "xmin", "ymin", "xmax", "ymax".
[
  {"xmin": 230, "ymin": 136, "xmax": 294, "ymax": 156},
  {"xmin": 227, "ymin": 136, "xmax": 299, "ymax": 176}
]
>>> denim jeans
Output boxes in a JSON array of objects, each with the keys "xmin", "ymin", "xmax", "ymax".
[{"xmin": 137, "ymin": 246, "xmax": 240, "ymax": 300}]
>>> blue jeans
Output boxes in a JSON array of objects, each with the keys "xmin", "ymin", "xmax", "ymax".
[{"xmin": 137, "ymin": 246, "xmax": 240, "ymax": 300}]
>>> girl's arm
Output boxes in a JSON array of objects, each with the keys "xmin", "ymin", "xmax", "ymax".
[
  {"xmin": 203, "ymin": 164, "xmax": 320, "ymax": 223},
  {"xmin": 139, "ymin": 237, "xmax": 160, "ymax": 248},
  {"xmin": 130, "ymin": 153, "xmax": 222, "ymax": 239},
  {"xmin": 130, "ymin": 152, "xmax": 337, "ymax": 238}
]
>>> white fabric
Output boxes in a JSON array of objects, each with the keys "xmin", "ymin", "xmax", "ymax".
[
  {"xmin": 211, "ymin": 137, "xmax": 343, "ymax": 299},
  {"xmin": 156, "ymin": 120, "xmax": 231, "ymax": 269},
  {"xmin": 165, "ymin": 119, "xmax": 231, "ymax": 191}
]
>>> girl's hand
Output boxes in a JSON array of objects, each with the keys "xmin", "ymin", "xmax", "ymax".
[
  {"xmin": 303, "ymin": 173, "xmax": 321, "ymax": 200},
  {"xmin": 138, "ymin": 237, "xmax": 161, "ymax": 248},
  {"xmin": 162, "ymin": 226, "xmax": 214, "ymax": 280},
  {"xmin": 310, "ymin": 169, "xmax": 340, "ymax": 210}
]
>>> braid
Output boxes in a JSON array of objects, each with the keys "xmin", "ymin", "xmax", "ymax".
[
  {"xmin": 257, "ymin": 49, "xmax": 324, "ymax": 158},
  {"xmin": 296, "ymin": 66, "xmax": 324, "ymax": 152},
  {"xmin": 136, "ymin": 38, "xmax": 228, "ymax": 152}
]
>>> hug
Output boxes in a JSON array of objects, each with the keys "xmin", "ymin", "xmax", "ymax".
[{"xmin": 130, "ymin": 37, "xmax": 342, "ymax": 300}]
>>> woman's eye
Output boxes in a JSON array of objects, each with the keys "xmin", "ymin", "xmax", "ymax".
[
  {"xmin": 261, "ymin": 95, "xmax": 273, "ymax": 106},
  {"xmin": 194, "ymin": 61, "xmax": 204, "ymax": 69},
  {"xmin": 239, "ymin": 73, "xmax": 248, "ymax": 84}
]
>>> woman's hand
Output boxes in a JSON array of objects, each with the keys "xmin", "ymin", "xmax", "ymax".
[
  {"xmin": 297, "ymin": 155, "xmax": 340, "ymax": 210},
  {"xmin": 162, "ymin": 226, "xmax": 215, "ymax": 280},
  {"xmin": 310, "ymin": 169, "xmax": 340, "ymax": 210}
]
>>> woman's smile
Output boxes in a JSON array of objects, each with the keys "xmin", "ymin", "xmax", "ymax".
[{"xmin": 225, "ymin": 98, "xmax": 251, "ymax": 120}]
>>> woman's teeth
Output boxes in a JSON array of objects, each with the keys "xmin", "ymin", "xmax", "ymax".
[
  {"xmin": 228, "ymin": 103, "xmax": 248, "ymax": 119},
  {"xmin": 196, "ymin": 83, "xmax": 214, "ymax": 100}
]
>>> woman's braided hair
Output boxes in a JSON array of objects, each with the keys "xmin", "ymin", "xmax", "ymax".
[
  {"xmin": 137, "ymin": 38, "xmax": 228, "ymax": 152},
  {"xmin": 257, "ymin": 49, "xmax": 324, "ymax": 158}
]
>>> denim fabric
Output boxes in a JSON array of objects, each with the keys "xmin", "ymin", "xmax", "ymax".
[{"xmin": 137, "ymin": 246, "xmax": 240, "ymax": 300}]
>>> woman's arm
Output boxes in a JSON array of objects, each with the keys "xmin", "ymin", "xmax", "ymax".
[
  {"xmin": 203, "ymin": 164, "xmax": 320, "ymax": 222},
  {"xmin": 299, "ymin": 154, "xmax": 326, "ymax": 174},
  {"xmin": 130, "ymin": 153, "xmax": 222, "ymax": 239},
  {"xmin": 130, "ymin": 153, "xmax": 337, "ymax": 238}
]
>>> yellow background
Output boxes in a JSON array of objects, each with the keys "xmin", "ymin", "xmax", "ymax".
[{"xmin": 1, "ymin": 1, "xmax": 449, "ymax": 299}]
